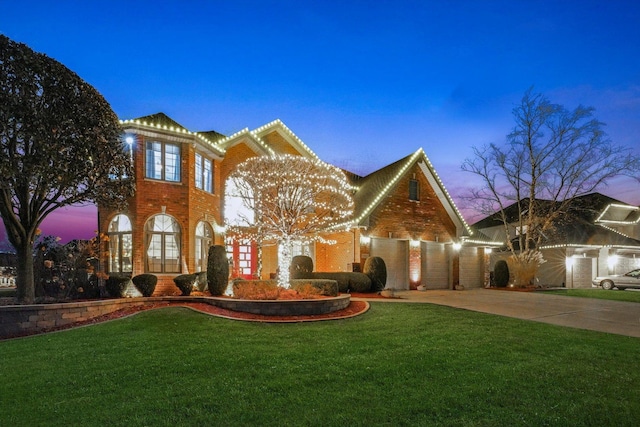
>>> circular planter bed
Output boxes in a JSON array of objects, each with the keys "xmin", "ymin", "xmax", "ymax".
[{"xmin": 210, "ymin": 294, "xmax": 351, "ymax": 316}]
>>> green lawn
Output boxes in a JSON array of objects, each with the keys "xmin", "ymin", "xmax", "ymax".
[
  {"xmin": 1, "ymin": 303, "xmax": 639, "ymax": 426},
  {"xmin": 546, "ymin": 288, "xmax": 640, "ymax": 303}
]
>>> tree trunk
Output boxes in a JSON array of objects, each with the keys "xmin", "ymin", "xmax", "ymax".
[
  {"xmin": 277, "ymin": 239, "xmax": 293, "ymax": 289},
  {"xmin": 16, "ymin": 242, "xmax": 35, "ymax": 303}
]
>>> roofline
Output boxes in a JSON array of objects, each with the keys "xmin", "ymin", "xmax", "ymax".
[
  {"xmin": 119, "ymin": 118, "xmax": 225, "ymax": 156},
  {"xmin": 352, "ymin": 148, "xmax": 472, "ymax": 236},
  {"xmin": 251, "ymin": 119, "xmax": 320, "ymax": 160}
]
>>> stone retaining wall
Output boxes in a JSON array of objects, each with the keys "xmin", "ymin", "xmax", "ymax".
[
  {"xmin": 212, "ymin": 294, "xmax": 350, "ymax": 316},
  {"xmin": 0, "ymin": 294, "xmax": 351, "ymax": 338}
]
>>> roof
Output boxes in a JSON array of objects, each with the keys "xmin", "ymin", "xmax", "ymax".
[
  {"xmin": 348, "ymin": 148, "xmax": 471, "ymax": 236},
  {"xmin": 130, "ymin": 112, "xmax": 189, "ymax": 132},
  {"xmin": 473, "ymin": 192, "xmax": 640, "ymax": 249}
]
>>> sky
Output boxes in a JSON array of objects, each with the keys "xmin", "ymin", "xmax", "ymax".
[{"xmin": 1, "ymin": 0, "xmax": 639, "ymax": 246}]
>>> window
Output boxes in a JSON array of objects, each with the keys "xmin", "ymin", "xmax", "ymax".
[
  {"xmin": 107, "ymin": 214, "xmax": 132, "ymax": 273},
  {"xmin": 195, "ymin": 221, "xmax": 213, "ymax": 272},
  {"xmin": 145, "ymin": 214, "xmax": 181, "ymax": 273},
  {"xmin": 145, "ymin": 141, "xmax": 181, "ymax": 182},
  {"xmin": 409, "ymin": 179, "xmax": 419, "ymax": 201},
  {"xmin": 195, "ymin": 153, "xmax": 213, "ymax": 192},
  {"xmin": 225, "ymin": 177, "xmax": 255, "ymax": 226}
]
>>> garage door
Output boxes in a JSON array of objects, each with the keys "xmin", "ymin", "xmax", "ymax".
[
  {"xmin": 459, "ymin": 246, "xmax": 483, "ymax": 288},
  {"xmin": 570, "ymin": 257, "xmax": 594, "ymax": 288},
  {"xmin": 421, "ymin": 242, "xmax": 448, "ymax": 289},
  {"xmin": 371, "ymin": 238, "xmax": 409, "ymax": 289}
]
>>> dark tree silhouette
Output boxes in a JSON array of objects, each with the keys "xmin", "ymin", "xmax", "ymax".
[{"xmin": 0, "ymin": 35, "xmax": 134, "ymax": 302}]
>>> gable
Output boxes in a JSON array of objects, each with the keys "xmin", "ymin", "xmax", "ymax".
[{"xmin": 352, "ymin": 149, "xmax": 470, "ymax": 238}]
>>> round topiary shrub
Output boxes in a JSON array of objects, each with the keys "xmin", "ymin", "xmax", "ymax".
[
  {"xmin": 363, "ymin": 256, "xmax": 387, "ymax": 292},
  {"xmin": 174, "ymin": 274, "xmax": 197, "ymax": 296},
  {"xmin": 494, "ymin": 259, "xmax": 510, "ymax": 288},
  {"xmin": 290, "ymin": 255, "xmax": 314, "ymax": 278},
  {"xmin": 132, "ymin": 274, "xmax": 157, "ymax": 297},
  {"xmin": 207, "ymin": 245, "xmax": 229, "ymax": 296},
  {"xmin": 105, "ymin": 274, "xmax": 132, "ymax": 298}
]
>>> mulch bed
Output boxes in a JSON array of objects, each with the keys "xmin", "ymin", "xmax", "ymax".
[{"xmin": 1, "ymin": 299, "xmax": 371, "ymax": 341}]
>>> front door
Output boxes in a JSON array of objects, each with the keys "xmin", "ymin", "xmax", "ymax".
[{"xmin": 227, "ymin": 240, "xmax": 257, "ymax": 279}]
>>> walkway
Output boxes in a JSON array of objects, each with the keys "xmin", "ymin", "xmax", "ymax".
[{"xmin": 355, "ymin": 288, "xmax": 640, "ymax": 338}]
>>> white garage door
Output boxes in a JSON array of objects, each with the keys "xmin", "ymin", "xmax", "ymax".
[
  {"xmin": 459, "ymin": 246, "xmax": 483, "ymax": 288},
  {"xmin": 421, "ymin": 242, "xmax": 448, "ymax": 289},
  {"xmin": 570, "ymin": 257, "xmax": 594, "ymax": 288},
  {"xmin": 371, "ymin": 238, "xmax": 409, "ymax": 290}
]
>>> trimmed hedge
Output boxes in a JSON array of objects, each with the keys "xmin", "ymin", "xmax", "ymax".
[
  {"xmin": 293, "ymin": 271, "xmax": 371, "ymax": 293},
  {"xmin": 174, "ymin": 274, "xmax": 197, "ymax": 296},
  {"xmin": 132, "ymin": 274, "xmax": 157, "ymax": 297},
  {"xmin": 494, "ymin": 260, "xmax": 510, "ymax": 288},
  {"xmin": 105, "ymin": 274, "xmax": 132, "ymax": 298},
  {"xmin": 290, "ymin": 279, "xmax": 339, "ymax": 296},
  {"xmin": 207, "ymin": 245, "xmax": 229, "ymax": 296},
  {"xmin": 363, "ymin": 256, "xmax": 387, "ymax": 292}
]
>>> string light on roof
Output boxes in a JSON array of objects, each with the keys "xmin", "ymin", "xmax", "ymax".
[{"xmin": 119, "ymin": 118, "xmax": 225, "ymax": 154}]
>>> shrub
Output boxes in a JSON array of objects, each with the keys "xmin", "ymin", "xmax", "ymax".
[
  {"xmin": 207, "ymin": 245, "xmax": 229, "ymax": 296},
  {"xmin": 233, "ymin": 280, "xmax": 280, "ymax": 300},
  {"xmin": 72, "ymin": 269, "xmax": 100, "ymax": 299},
  {"xmin": 290, "ymin": 255, "xmax": 314, "ymax": 277},
  {"xmin": 174, "ymin": 274, "xmax": 197, "ymax": 296},
  {"xmin": 291, "ymin": 279, "xmax": 339, "ymax": 296},
  {"xmin": 363, "ymin": 256, "xmax": 387, "ymax": 292},
  {"xmin": 105, "ymin": 274, "xmax": 132, "ymax": 298},
  {"xmin": 195, "ymin": 271, "xmax": 208, "ymax": 292},
  {"xmin": 293, "ymin": 271, "xmax": 371, "ymax": 293},
  {"xmin": 494, "ymin": 260, "xmax": 510, "ymax": 288},
  {"xmin": 132, "ymin": 274, "xmax": 157, "ymax": 297}
]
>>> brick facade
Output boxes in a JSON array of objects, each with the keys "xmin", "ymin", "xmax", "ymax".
[{"xmin": 98, "ymin": 117, "xmax": 476, "ymax": 294}]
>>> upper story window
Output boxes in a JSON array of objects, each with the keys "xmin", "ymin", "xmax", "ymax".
[
  {"xmin": 195, "ymin": 153, "xmax": 213, "ymax": 193},
  {"xmin": 145, "ymin": 141, "xmax": 181, "ymax": 182},
  {"xmin": 409, "ymin": 179, "xmax": 419, "ymax": 201}
]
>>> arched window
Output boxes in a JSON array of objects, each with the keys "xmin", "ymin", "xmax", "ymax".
[
  {"xmin": 145, "ymin": 214, "xmax": 181, "ymax": 273},
  {"xmin": 195, "ymin": 221, "xmax": 213, "ymax": 272},
  {"xmin": 107, "ymin": 214, "xmax": 133, "ymax": 273}
]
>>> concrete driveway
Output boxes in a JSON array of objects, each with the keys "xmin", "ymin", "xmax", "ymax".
[{"xmin": 360, "ymin": 289, "xmax": 640, "ymax": 338}]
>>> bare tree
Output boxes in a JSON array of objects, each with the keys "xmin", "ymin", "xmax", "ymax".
[
  {"xmin": 225, "ymin": 154, "xmax": 354, "ymax": 288},
  {"xmin": 462, "ymin": 88, "xmax": 639, "ymax": 285},
  {"xmin": 0, "ymin": 36, "xmax": 134, "ymax": 302}
]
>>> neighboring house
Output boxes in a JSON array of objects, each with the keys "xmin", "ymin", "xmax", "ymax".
[
  {"xmin": 473, "ymin": 193, "xmax": 640, "ymax": 288},
  {"xmin": 0, "ymin": 251, "xmax": 17, "ymax": 287},
  {"xmin": 98, "ymin": 113, "xmax": 493, "ymax": 294}
]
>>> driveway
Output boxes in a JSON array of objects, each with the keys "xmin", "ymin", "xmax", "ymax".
[{"xmin": 360, "ymin": 289, "xmax": 640, "ymax": 338}]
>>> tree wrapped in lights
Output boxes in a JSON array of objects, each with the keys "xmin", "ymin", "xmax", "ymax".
[{"xmin": 225, "ymin": 154, "xmax": 354, "ymax": 288}]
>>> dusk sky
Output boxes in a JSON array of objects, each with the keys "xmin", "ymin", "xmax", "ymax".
[{"xmin": 1, "ymin": 0, "xmax": 639, "ymax": 246}]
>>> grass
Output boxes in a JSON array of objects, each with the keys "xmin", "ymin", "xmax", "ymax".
[
  {"xmin": 1, "ymin": 303, "xmax": 639, "ymax": 426},
  {"xmin": 545, "ymin": 288, "xmax": 640, "ymax": 303}
]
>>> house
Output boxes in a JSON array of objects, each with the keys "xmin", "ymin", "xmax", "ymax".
[
  {"xmin": 473, "ymin": 193, "xmax": 640, "ymax": 288},
  {"xmin": 98, "ymin": 113, "xmax": 492, "ymax": 294}
]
